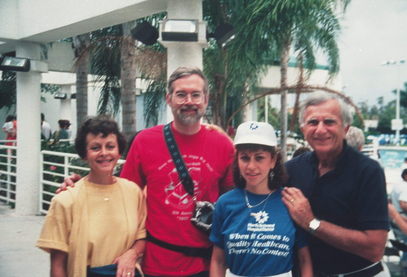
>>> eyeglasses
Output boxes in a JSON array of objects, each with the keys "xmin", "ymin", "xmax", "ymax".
[
  {"xmin": 173, "ymin": 91, "xmax": 205, "ymax": 104},
  {"xmin": 304, "ymin": 118, "xmax": 339, "ymax": 127}
]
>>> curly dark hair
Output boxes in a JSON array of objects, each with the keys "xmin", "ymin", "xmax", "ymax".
[
  {"xmin": 233, "ymin": 144, "xmax": 287, "ymax": 190},
  {"xmin": 74, "ymin": 115, "xmax": 126, "ymax": 159}
]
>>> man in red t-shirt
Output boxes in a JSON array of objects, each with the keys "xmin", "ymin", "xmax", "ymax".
[{"xmin": 120, "ymin": 67, "xmax": 234, "ymax": 276}]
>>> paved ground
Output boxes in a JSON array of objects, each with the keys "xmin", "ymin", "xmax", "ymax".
[
  {"xmin": 0, "ymin": 203, "xmax": 49, "ymax": 277},
  {"xmin": 0, "ymin": 202, "xmax": 404, "ymax": 276}
]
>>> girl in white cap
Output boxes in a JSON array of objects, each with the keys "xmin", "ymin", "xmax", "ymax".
[{"xmin": 209, "ymin": 121, "xmax": 312, "ymax": 277}]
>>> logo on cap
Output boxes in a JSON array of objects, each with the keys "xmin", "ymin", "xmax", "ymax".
[{"xmin": 249, "ymin": 123, "xmax": 259, "ymax": 130}]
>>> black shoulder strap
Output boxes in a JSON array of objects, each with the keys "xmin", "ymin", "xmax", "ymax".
[{"xmin": 163, "ymin": 123, "xmax": 194, "ymax": 196}]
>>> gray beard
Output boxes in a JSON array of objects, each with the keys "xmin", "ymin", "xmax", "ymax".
[{"xmin": 174, "ymin": 109, "xmax": 204, "ymax": 125}]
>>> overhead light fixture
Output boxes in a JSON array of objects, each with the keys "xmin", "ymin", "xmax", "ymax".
[
  {"xmin": 161, "ymin": 19, "xmax": 198, "ymax": 42},
  {"xmin": 0, "ymin": 56, "xmax": 30, "ymax": 72},
  {"xmin": 131, "ymin": 21, "xmax": 159, "ymax": 45},
  {"xmin": 54, "ymin": 92, "xmax": 67, "ymax": 100}
]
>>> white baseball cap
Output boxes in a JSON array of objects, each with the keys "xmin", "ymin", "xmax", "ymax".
[{"xmin": 234, "ymin": 121, "xmax": 278, "ymax": 147}]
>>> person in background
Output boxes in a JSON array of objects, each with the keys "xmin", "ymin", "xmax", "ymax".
[
  {"xmin": 2, "ymin": 114, "xmax": 17, "ymax": 146},
  {"xmin": 210, "ymin": 121, "xmax": 312, "ymax": 277},
  {"xmin": 52, "ymin": 119, "xmax": 71, "ymax": 143},
  {"xmin": 291, "ymin": 146, "xmax": 311, "ymax": 159},
  {"xmin": 282, "ymin": 91, "xmax": 389, "ymax": 276},
  {"xmin": 390, "ymin": 169, "xmax": 407, "ymax": 217},
  {"xmin": 41, "ymin": 113, "xmax": 52, "ymax": 141},
  {"xmin": 389, "ymin": 168, "xmax": 407, "ymax": 273},
  {"xmin": 389, "ymin": 204, "xmax": 407, "ymax": 234},
  {"xmin": 402, "ymin": 157, "xmax": 407, "ymax": 170},
  {"xmin": 345, "ymin": 126, "xmax": 365, "ymax": 151},
  {"xmin": 37, "ymin": 116, "xmax": 146, "ymax": 277}
]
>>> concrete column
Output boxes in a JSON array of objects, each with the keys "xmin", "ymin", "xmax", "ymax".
[
  {"xmin": 160, "ymin": 0, "xmax": 206, "ymax": 123},
  {"xmin": 15, "ymin": 42, "xmax": 42, "ymax": 215}
]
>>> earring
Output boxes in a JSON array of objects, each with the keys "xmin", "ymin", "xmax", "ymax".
[{"xmin": 269, "ymin": 171, "xmax": 275, "ymax": 182}]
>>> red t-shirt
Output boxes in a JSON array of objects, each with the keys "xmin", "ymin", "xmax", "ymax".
[{"xmin": 121, "ymin": 123, "xmax": 234, "ymax": 276}]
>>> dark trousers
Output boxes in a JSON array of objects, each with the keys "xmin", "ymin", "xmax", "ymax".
[{"xmin": 144, "ymin": 271, "xmax": 209, "ymax": 277}]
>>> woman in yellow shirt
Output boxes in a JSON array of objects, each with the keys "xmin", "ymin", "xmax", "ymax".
[{"xmin": 37, "ymin": 116, "xmax": 146, "ymax": 277}]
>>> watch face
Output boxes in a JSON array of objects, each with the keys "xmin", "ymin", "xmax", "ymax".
[{"xmin": 310, "ymin": 219, "xmax": 320, "ymax": 231}]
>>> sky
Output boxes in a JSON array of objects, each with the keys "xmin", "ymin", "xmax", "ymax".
[{"xmin": 339, "ymin": 0, "xmax": 407, "ymax": 106}]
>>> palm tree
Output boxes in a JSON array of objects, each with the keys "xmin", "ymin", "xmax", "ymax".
[
  {"xmin": 203, "ymin": 0, "xmax": 276, "ymax": 129},
  {"xmin": 229, "ymin": 0, "xmax": 350, "ymax": 160},
  {"xmin": 86, "ymin": 15, "xmax": 165, "ymax": 137},
  {"xmin": 88, "ymin": 25, "xmax": 122, "ymax": 117},
  {"xmin": 73, "ymin": 33, "xmax": 90, "ymax": 127},
  {"xmin": 120, "ymin": 22, "xmax": 138, "ymax": 139}
]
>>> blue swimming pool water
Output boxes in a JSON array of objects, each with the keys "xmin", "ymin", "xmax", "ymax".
[{"xmin": 379, "ymin": 147, "xmax": 407, "ymax": 169}]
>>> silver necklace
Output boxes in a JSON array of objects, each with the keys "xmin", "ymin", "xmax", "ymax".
[{"xmin": 244, "ymin": 190, "xmax": 272, "ymax": 209}]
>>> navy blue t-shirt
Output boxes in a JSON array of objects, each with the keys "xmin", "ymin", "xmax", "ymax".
[{"xmin": 285, "ymin": 143, "xmax": 389, "ymax": 274}]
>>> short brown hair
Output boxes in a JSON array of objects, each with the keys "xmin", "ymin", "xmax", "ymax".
[
  {"xmin": 167, "ymin": 66, "xmax": 209, "ymax": 95},
  {"xmin": 75, "ymin": 115, "xmax": 126, "ymax": 159}
]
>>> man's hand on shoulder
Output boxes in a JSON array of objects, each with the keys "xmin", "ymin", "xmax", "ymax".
[
  {"xmin": 282, "ymin": 187, "xmax": 315, "ymax": 229},
  {"xmin": 204, "ymin": 124, "xmax": 233, "ymax": 143},
  {"xmin": 204, "ymin": 123, "xmax": 226, "ymax": 134},
  {"xmin": 56, "ymin": 173, "xmax": 82, "ymax": 193}
]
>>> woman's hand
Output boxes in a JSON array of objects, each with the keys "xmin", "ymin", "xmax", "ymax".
[
  {"xmin": 114, "ymin": 240, "xmax": 145, "ymax": 277},
  {"xmin": 114, "ymin": 249, "xmax": 138, "ymax": 277}
]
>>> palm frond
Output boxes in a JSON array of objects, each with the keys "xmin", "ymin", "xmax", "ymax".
[{"xmin": 143, "ymin": 80, "xmax": 166, "ymax": 127}]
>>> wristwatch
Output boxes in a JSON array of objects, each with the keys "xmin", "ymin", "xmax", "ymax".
[{"xmin": 308, "ymin": 218, "xmax": 321, "ymax": 233}]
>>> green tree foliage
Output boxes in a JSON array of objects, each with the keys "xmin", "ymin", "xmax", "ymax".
[
  {"xmin": 0, "ymin": 71, "xmax": 16, "ymax": 109},
  {"xmin": 87, "ymin": 14, "xmax": 166, "ymax": 133},
  {"xmin": 143, "ymin": 79, "xmax": 166, "ymax": 128},
  {"xmin": 89, "ymin": 25, "xmax": 123, "ymax": 116},
  {"xmin": 202, "ymin": 0, "xmax": 349, "ymax": 156},
  {"xmin": 399, "ymin": 82, "xmax": 407, "ymax": 109},
  {"xmin": 358, "ymin": 89, "xmax": 407, "ymax": 135}
]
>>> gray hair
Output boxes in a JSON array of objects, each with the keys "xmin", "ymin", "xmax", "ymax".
[
  {"xmin": 298, "ymin": 91, "xmax": 354, "ymax": 127},
  {"xmin": 167, "ymin": 66, "xmax": 209, "ymax": 95},
  {"xmin": 346, "ymin": 126, "xmax": 365, "ymax": 151}
]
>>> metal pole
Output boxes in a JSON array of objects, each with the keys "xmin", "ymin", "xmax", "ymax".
[
  {"xmin": 265, "ymin": 95, "xmax": 268, "ymax": 123},
  {"xmin": 396, "ymin": 85, "xmax": 400, "ymax": 146}
]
